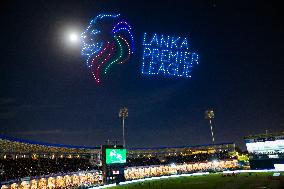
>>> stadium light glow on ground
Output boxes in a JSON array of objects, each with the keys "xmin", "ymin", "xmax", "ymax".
[
  {"xmin": 222, "ymin": 169, "xmax": 278, "ymax": 174},
  {"xmin": 89, "ymin": 172, "xmax": 210, "ymax": 189},
  {"xmin": 89, "ymin": 169, "xmax": 282, "ymax": 189}
]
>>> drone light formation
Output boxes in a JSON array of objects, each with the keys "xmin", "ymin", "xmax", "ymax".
[
  {"xmin": 141, "ymin": 33, "xmax": 199, "ymax": 78},
  {"xmin": 81, "ymin": 14, "xmax": 134, "ymax": 84}
]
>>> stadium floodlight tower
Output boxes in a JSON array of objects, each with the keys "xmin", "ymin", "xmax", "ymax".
[
  {"xmin": 119, "ymin": 107, "xmax": 128, "ymax": 148},
  {"xmin": 205, "ymin": 109, "xmax": 215, "ymax": 145}
]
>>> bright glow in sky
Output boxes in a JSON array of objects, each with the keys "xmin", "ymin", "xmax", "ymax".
[{"xmin": 69, "ymin": 32, "xmax": 79, "ymax": 43}]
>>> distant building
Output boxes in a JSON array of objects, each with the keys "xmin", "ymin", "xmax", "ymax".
[{"xmin": 244, "ymin": 132, "xmax": 284, "ymax": 169}]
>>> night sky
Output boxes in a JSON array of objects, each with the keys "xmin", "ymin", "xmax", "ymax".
[{"xmin": 0, "ymin": 0, "xmax": 283, "ymax": 149}]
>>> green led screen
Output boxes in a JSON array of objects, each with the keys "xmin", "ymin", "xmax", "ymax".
[{"xmin": 105, "ymin": 149, "xmax": 126, "ymax": 164}]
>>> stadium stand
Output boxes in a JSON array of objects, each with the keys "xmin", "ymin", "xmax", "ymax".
[
  {"xmin": 0, "ymin": 135, "xmax": 239, "ymax": 188},
  {"xmin": 0, "ymin": 135, "xmax": 100, "ymax": 185},
  {"xmin": 244, "ymin": 131, "xmax": 284, "ymax": 169},
  {"xmin": 127, "ymin": 143, "xmax": 236, "ymax": 166}
]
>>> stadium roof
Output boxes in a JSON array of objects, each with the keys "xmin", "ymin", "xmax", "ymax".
[
  {"xmin": 0, "ymin": 135, "xmax": 100, "ymax": 150},
  {"xmin": 0, "ymin": 135, "xmax": 235, "ymax": 152},
  {"xmin": 244, "ymin": 131, "xmax": 284, "ymax": 139}
]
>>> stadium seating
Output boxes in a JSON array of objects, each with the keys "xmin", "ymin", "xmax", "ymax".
[{"xmin": 0, "ymin": 135, "xmax": 239, "ymax": 189}]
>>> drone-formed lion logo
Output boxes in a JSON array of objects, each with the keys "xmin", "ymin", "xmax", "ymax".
[{"xmin": 81, "ymin": 14, "xmax": 134, "ymax": 84}]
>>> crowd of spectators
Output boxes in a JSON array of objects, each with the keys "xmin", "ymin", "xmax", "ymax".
[
  {"xmin": 0, "ymin": 151, "xmax": 234, "ymax": 181},
  {"xmin": 127, "ymin": 151, "xmax": 233, "ymax": 167},
  {"xmin": 1, "ymin": 171, "xmax": 101, "ymax": 189},
  {"xmin": 0, "ymin": 136, "xmax": 240, "ymax": 189},
  {"xmin": 0, "ymin": 158, "xmax": 238, "ymax": 189},
  {"xmin": 0, "ymin": 137, "xmax": 98, "ymax": 155},
  {"xmin": 166, "ymin": 151, "xmax": 231, "ymax": 163},
  {"xmin": 125, "ymin": 159, "xmax": 239, "ymax": 180},
  {"xmin": 0, "ymin": 157, "xmax": 97, "ymax": 182},
  {"xmin": 126, "ymin": 156, "xmax": 161, "ymax": 166}
]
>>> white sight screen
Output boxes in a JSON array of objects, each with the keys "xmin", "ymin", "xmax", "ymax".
[{"xmin": 246, "ymin": 140, "xmax": 284, "ymax": 154}]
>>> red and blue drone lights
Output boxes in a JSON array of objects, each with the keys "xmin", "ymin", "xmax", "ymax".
[{"xmin": 81, "ymin": 14, "xmax": 134, "ymax": 84}]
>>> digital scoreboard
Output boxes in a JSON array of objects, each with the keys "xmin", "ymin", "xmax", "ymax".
[
  {"xmin": 105, "ymin": 148, "xmax": 127, "ymax": 164},
  {"xmin": 101, "ymin": 145, "xmax": 126, "ymax": 184}
]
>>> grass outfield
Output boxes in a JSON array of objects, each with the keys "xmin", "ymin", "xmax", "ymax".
[{"xmin": 113, "ymin": 173, "xmax": 284, "ymax": 189}]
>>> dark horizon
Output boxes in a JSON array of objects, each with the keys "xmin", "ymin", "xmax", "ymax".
[{"xmin": 0, "ymin": 0, "xmax": 283, "ymax": 150}]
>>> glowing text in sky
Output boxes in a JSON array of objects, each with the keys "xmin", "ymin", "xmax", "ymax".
[{"xmin": 141, "ymin": 33, "xmax": 199, "ymax": 78}]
